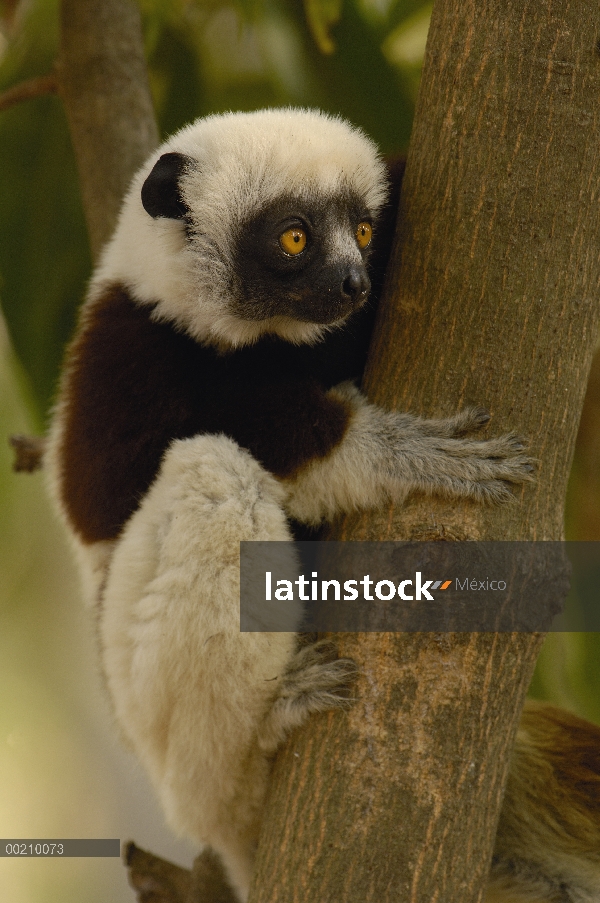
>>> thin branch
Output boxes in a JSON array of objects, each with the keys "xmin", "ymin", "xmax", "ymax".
[
  {"xmin": 0, "ymin": 72, "xmax": 58, "ymax": 113},
  {"xmin": 58, "ymin": 0, "xmax": 159, "ymax": 259},
  {"xmin": 124, "ymin": 841, "xmax": 238, "ymax": 903},
  {"xmin": 187, "ymin": 848, "xmax": 240, "ymax": 903},
  {"xmin": 125, "ymin": 842, "xmax": 192, "ymax": 903},
  {"xmin": 8, "ymin": 434, "xmax": 45, "ymax": 472}
]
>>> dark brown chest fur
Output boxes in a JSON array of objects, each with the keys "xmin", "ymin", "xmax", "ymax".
[{"xmin": 57, "ymin": 284, "xmax": 377, "ymax": 544}]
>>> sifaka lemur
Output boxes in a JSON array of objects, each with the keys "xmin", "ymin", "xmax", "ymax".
[{"xmin": 46, "ymin": 108, "xmax": 600, "ymax": 903}]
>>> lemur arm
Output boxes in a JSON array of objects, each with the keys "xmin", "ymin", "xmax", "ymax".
[{"xmin": 282, "ymin": 382, "xmax": 534, "ymax": 525}]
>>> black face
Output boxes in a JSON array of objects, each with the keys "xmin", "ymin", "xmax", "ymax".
[{"xmin": 231, "ymin": 193, "xmax": 374, "ymax": 324}]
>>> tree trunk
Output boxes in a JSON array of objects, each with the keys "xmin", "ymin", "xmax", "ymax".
[
  {"xmin": 58, "ymin": 0, "xmax": 159, "ymax": 260},
  {"xmin": 250, "ymin": 2, "xmax": 600, "ymax": 902}
]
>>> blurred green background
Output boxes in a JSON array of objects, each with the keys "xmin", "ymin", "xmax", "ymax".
[{"xmin": 0, "ymin": 0, "xmax": 599, "ymax": 899}]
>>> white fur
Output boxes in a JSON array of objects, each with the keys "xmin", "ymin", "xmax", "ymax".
[
  {"xmin": 99, "ymin": 434, "xmax": 297, "ymax": 900},
  {"xmin": 43, "ymin": 111, "xmax": 389, "ymax": 899},
  {"xmin": 91, "ymin": 108, "xmax": 387, "ymax": 348}
]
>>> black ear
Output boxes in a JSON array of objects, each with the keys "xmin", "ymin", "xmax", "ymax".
[{"xmin": 141, "ymin": 152, "xmax": 193, "ymax": 220}]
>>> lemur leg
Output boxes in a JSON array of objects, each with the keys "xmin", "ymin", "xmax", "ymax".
[
  {"xmin": 99, "ymin": 433, "xmax": 354, "ymax": 902},
  {"xmin": 283, "ymin": 382, "xmax": 535, "ymax": 525}
]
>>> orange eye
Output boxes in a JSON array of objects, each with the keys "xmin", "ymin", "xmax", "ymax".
[
  {"xmin": 356, "ymin": 221, "xmax": 372, "ymax": 250},
  {"xmin": 279, "ymin": 227, "xmax": 307, "ymax": 256}
]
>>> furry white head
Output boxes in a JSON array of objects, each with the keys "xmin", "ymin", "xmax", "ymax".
[{"xmin": 93, "ymin": 108, "xmax": 388, "ymax": 348}]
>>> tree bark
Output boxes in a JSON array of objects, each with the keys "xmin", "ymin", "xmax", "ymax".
[
  {"xmin": 251, "ymin": 3, "xmax": 600, "ymax": 902},
  {"xmin": 58, "ymin": 0, "xmax": 159, "ymax": 260}
]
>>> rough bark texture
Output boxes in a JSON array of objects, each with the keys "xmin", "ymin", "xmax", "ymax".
[
  {"xmin": 58, "ymin": 0, "xmax": 159, "ymax": 260},
  {"xmin": 251, "ymin": 3, "xmax": 600, "ymax": 903}
]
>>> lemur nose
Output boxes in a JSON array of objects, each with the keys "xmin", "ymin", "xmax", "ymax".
[{"xmin": 341, "ymin": 267, "xmax": 371, "ymax": 304}]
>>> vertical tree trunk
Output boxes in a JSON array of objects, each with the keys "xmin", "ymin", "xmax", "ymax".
[
  {"xmin": 58, "ymin": 0, "xmax": 159, "ymax": 260},
  {"xmin": 251, "ymin": 2, "xmax": 600, "ymax": 902}
]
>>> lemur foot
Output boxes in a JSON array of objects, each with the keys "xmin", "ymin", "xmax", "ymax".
[{"xmin": 258, "ymin": 641, "xmax": 357, "ymax": 752}]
